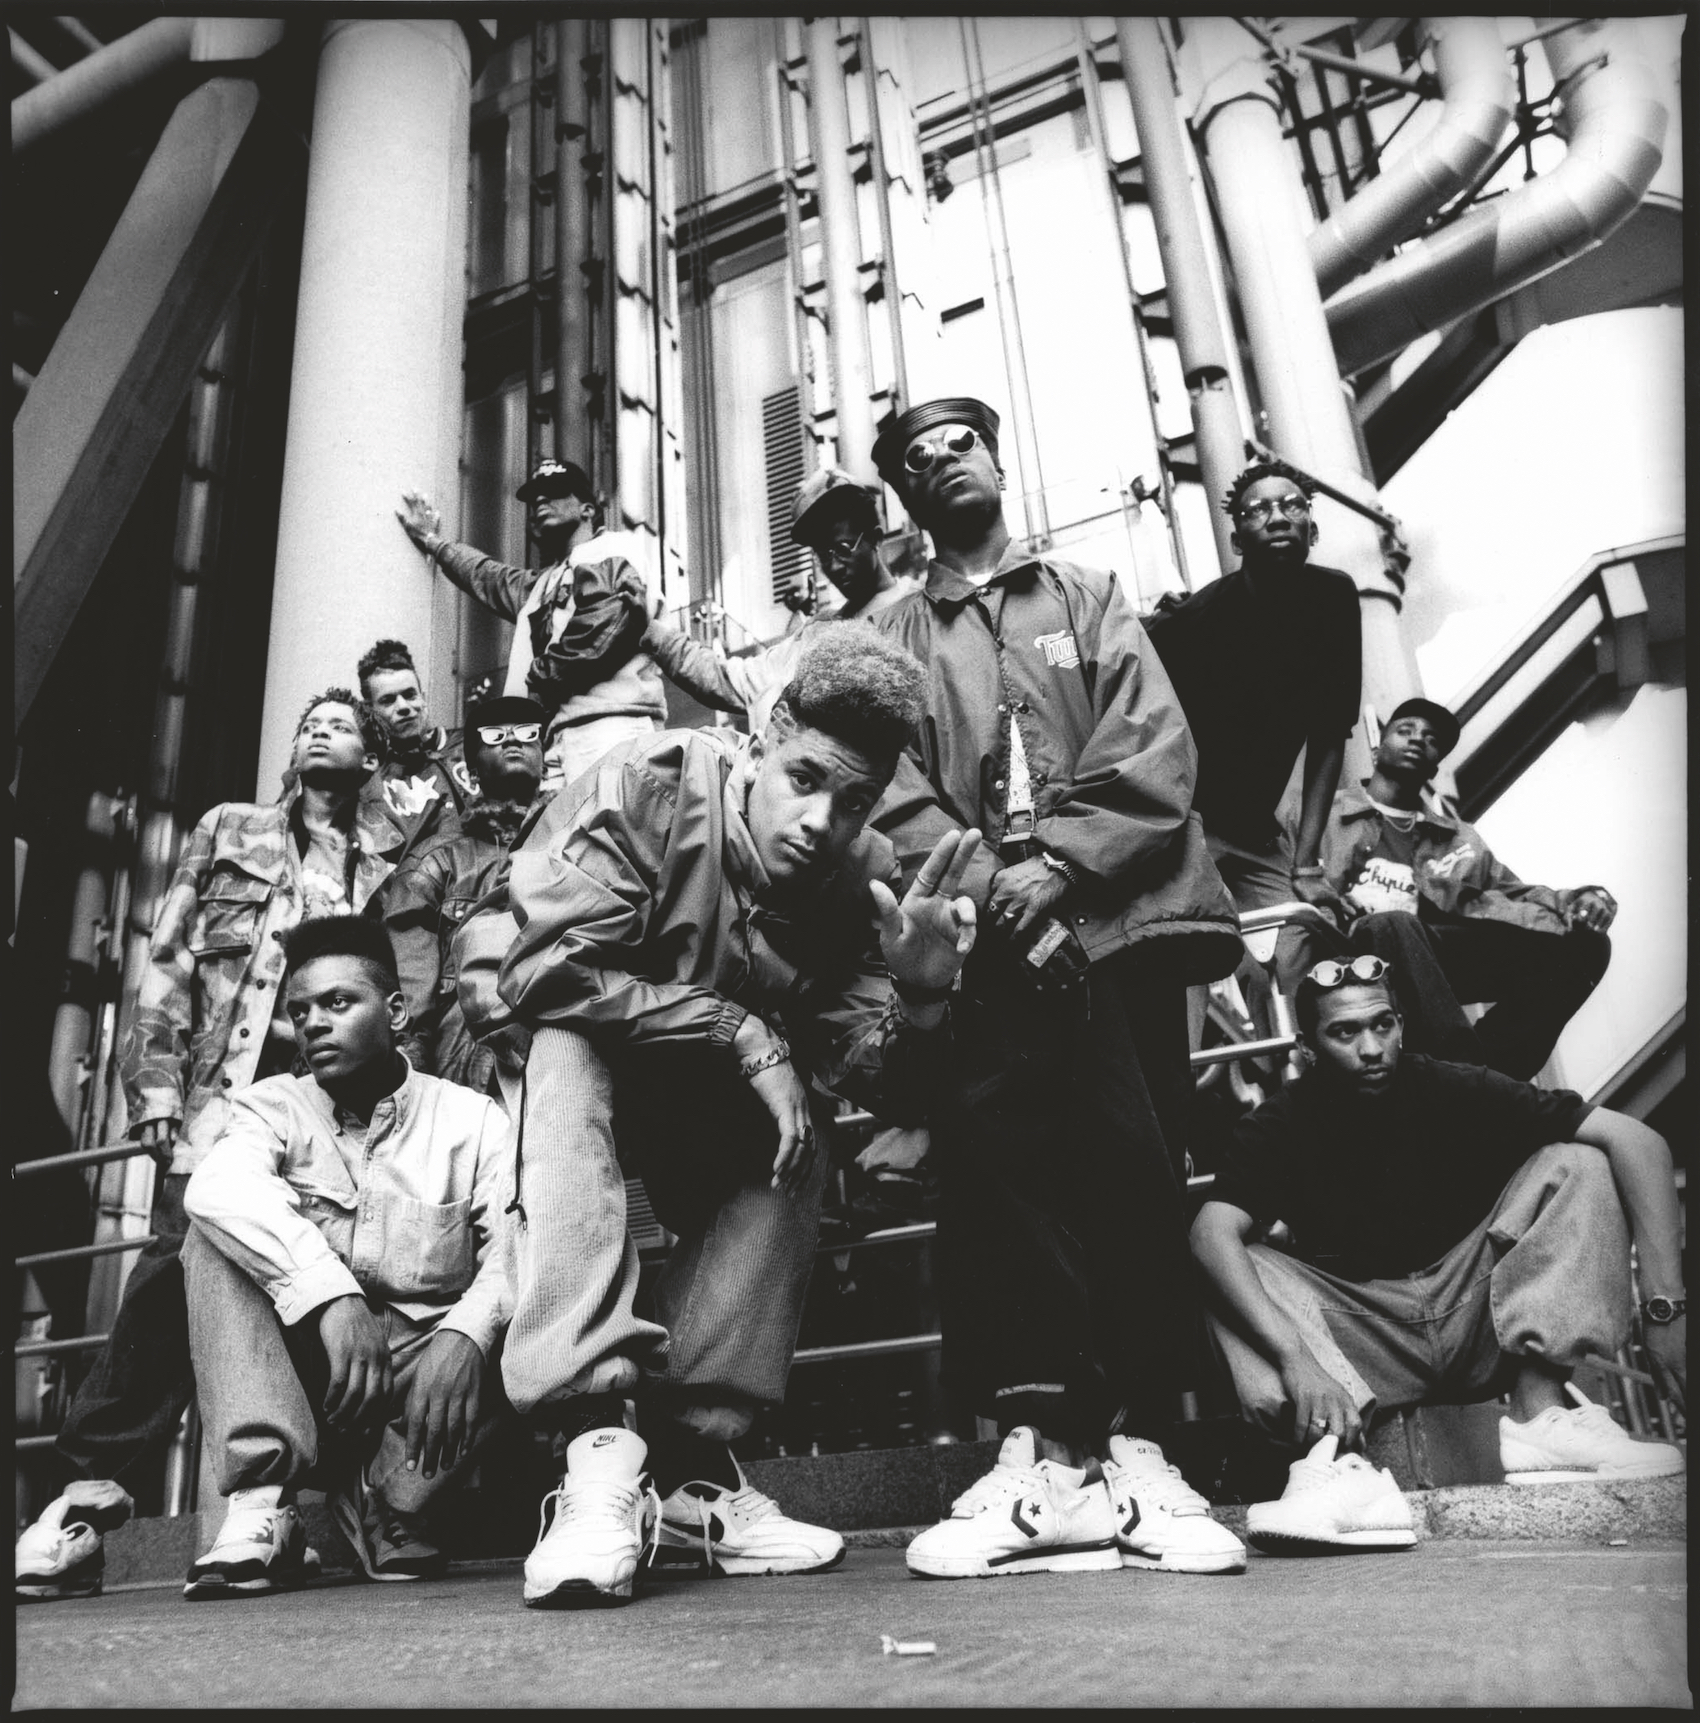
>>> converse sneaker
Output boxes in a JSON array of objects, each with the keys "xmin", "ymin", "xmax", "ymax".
[
  {"xmin": 329, "ymin": 1467, "xmax": 447, "ymax": 1581},
  {"xmin": 1245, "ymin": 1434, "xmax": 1416, "ymax": 1554},
  {"xmin": 905, "ymin": 1427, "xmax": 1121, "ymax": 1579},
  {"xmin": 15, "ymin": 1480, "xmax": 134, "ymax": 1602},
  {"xmin": 1500, "ymin": 1382, "xmax": 1686, "ymax": 1485},
  {"xmin": 184, "ymin": 1486, "xmax": 311, "ymax": 1599},
  {"xmin": 523, "ymin": 1428, "xmax": 661, "ymax": 1608},
  {"xmin": 657, "ymin": 1460, "xmax": 845, "ymax": 1576},
  {"xmin": 1104, "ymin": 1437, "xmax": 1246, "ymax": 1574}
]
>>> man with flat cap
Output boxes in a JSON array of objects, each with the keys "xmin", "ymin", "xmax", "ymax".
[
  {"xmin": 1311, "ymin": 696, "xmax": 1617, "ymax": 1079},
  {"xmin": 385, "ymin": 693, "xmax": 549, "ymax": 1096},
  {"xmin": 640, "ymin": 465, "xmax": 913, "ymax": 737},
  {"xmin": 868, "ymin": 394, "xmax": 1250, "ymax": 1583},
  {"xmin": 397, "ymin": 459, "xmax": 664, "ymax": 795}
]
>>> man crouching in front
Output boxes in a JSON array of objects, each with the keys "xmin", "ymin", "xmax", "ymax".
[
  {"xmin": 179, "ymin": 917, "xmax": 514, "ymax": 1597},
  {"xmin": 455, "ymin": 623, "xmax": 980, "ymax": 1607}
]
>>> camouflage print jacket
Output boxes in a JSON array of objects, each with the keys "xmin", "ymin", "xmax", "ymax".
[{"xmin": 120, "ymin": 787, "xmax": 404, "ymax": 1175}]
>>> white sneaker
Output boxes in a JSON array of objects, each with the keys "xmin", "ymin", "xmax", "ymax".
[
  {"xmin": 184, "ymin": 1485, "xmax": 310, "ymax": 1599},
  {"xmin": 1500, "ymin": 1382, "xmax": 1686, "ymax": 1485},
  {"xmin": 15, "ymin": 1480, "xmax": 134, "ymax": 1602},
  {"xmin": 1104, "ymin": 1437, "xmax": 1246, "ymax": 1574},
  {"xmin": 1245, "ymin": 1434, "xmax": 1417, "ymax": 1554},
  {"xmin": 523, "ymin": 1428, "xmax": 660, "ymax": 1608},
  {"xmin": 657, "ymin": 1460, "xmax": 845, "ymax": 1576},
  {"xmin": 905, "ymin": 1427, "xmax": 1121, "ymax": 1579}
]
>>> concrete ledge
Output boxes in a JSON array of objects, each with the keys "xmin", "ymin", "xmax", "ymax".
[{"xmin": 90, "ymin": 1465, "xmax": 1683, "ymax": 1587}]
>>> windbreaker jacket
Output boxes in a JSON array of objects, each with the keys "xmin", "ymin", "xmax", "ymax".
[
  {"xmin": 374, "ymin": 725, "xmax": 476, "ymax": 868},
  {"xmin": 454, "ymin": 728, "xmax": 946, "ymax": 1123},
  {"xmin": 431, "ymin": 529, "xmax": 667, "ymax": 727},
  {"xmin": 873, "ymin": 548, "xmax": 1241, "ymax": 982},
  {"xmin": 1316, "ymin": 782, "xmax": 1600, "ymax": 933},
  {"xmin": 183, "ymin": 1061, "xmax": 513, "ymax": 1354},
  {"xmin": 120, "ymin": 789, "xmax": 403, "ymax": 1175}
]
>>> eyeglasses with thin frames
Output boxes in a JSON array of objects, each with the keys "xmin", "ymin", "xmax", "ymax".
[{"xmin": 1237, "ymin": 494, "xmax": 1312, "ymax": 525}]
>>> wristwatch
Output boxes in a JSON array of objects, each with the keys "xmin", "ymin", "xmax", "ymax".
[
  {"xmin": 1639, "ymin": 1295, "xmax": 1686, "ymax": 1325},
  {"xmin": 1039, "ymin": 852, "xmax": 1080, "ymax": 887}
]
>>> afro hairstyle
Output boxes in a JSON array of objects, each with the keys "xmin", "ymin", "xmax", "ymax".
[{"xmin": 768, "ymin": 622, "xmax": 926, "ymax": 771}]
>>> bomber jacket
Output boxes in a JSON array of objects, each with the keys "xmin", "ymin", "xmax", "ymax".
[
  {"xmin": 873, "ymin": 547, "xmax": 1241, "ymax": 982},
  {"xmin": 428, "ymin": 529, "xmax": 665, "ymax": 728},
  {"xmin": 1316, "ymin": 782, "xmax": 1603, "ymax": 934},
  {"xmin": 120, "ymin": 787, "xmax": 404, "ymax": 1176},
  {"xmin": 384, "ymin": 800, "xmax": 528, "ymax": 1094},
  {"xmin": 454, "ymin": 728, "xmax": 948, "ymax": 1124}
]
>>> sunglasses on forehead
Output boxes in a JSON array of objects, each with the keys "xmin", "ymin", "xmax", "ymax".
[
  {"xmin": 1305, "ymin": 954, "xmax": 1393, "ymax": 989},
  {"xmin": 903, "ymin": 425, "xmax": 982, "ymax": 473}
]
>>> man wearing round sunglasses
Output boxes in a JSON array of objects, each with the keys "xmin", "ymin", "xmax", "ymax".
[
  {"xmin": 384, "ymin": 695, "xmax": 548, "ymax": 1095},
  {"xmin": 870, "ymin": 394, "xmax": 1247, "ymax": 1582},
  {"xmin": 1316, "ymin": 697, "xmax": 1617, "ymax": 1081},
  {"xmin": 1191, "ymin": 954, "xmax": 1684, "ymax": 1552},
  {"xmin": 1144, "ymin": 459, "xmax": 1362, "ymax": 987}
]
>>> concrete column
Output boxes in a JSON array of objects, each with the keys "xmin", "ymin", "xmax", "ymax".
[
  {"xmin": 804, "ymin": 17, "xmax": 877, "ymax": 476},
  {"xmin": 1191, "ymin": 19, "xmax": 1419, "ymax": 716},
  {"xmin": 255, "ymin": 19, "xmax": 470, "ymax": 797}
]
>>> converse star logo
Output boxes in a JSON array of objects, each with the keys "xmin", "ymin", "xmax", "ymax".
[
  {"xmin": 1010, "ymin": 1498, "xmax": 1044, "ymax": 1540},
  {"xmin": 1033, "ymin": 630, "xmax": 1080, "ymax": 669}
]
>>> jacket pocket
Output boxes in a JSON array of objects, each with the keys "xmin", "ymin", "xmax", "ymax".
[
  {"xmin": 389, "ymin": 1195, "xmax": 476, "ymax": 1295},
  {"xmin": 188, "ymin": 872, "xmax": 272, "ymax": 957}
]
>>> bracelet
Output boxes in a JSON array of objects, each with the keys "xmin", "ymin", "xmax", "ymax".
[
  {"xmin": 1040, "ymin": 852, "xmax": 1080, "ymax": 887},
  {"xmin": 1292, "ymin": 865, "xmax": 1327, "ymax": 880},
  {"xmin": 738, "ymin": 1038, "xmax": 791, "ymax": 1080},
  {"xmin": 891, "ymin": 975, "xmax": 955, "ymax": 1006}
]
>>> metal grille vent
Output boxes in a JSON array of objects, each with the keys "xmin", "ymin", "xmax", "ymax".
[{"xmin": 763, "ymin": 385, "xmax": 810, "ymax": 607}]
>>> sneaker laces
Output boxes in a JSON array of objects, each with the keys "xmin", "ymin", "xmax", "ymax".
[
  {"xmin": 678, "ymin": 1483, "xmax": 781, "ymax": 1566},
  {"xmin": 213, "ymin": 1493, "xmax": 285, "ymax": 1554},
  {"xmin": 1115, "ymin": 1460, "xmax": 1210, "ymax": 1516},
  {"xmin": 950, "ymin": 1462, "xmax": 1041, "ymax": 1519},
  {"xmin": 536, "ymin": 1476, "xmax": 662, "ymax": 1560}
]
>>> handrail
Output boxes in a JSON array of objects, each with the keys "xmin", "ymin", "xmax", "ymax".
[
  {"xmin": 793, "ymin": 1332, "xmax": 941, "ymax": 1365},
  {"xmin": 16, "ymin": 1235, "xmax": 157, "ymax": 1270},
  {"xmin": 16, "ymin": 1333, "xmax": 110, "ymax": 1359},
  {"xmin": 12, "ymin": 1141, "xmax": 151, "ymax": 1179},
  {"xmin": 1232, "ymin": 17, "xmax": 1439, "ymax": 101}
]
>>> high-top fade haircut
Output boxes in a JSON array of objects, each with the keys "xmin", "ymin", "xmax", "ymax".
[
  {"xmin": 356, "ymin": 638, "xmax": 417, "ymax": 697},
  {"xmin": 1222, "ymin": 456, "xmax": 1317, "ymax": 521},
  {"xmin": 295, "ymin": 686, "xmax": 384, "ymax": 759},
  {"xmin": 284, "ymin": 915, "xmax": 401, "ymax": 995},
  {"xmin": 768, "ymin": 623, "xmax": 926, "ymax": 776}
]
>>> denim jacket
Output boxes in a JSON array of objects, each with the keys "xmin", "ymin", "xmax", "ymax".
[
  {"xmin": 183, "ymin": 1062, "xmax": 513, "ymax": 1355},
  {"xmin": 120, "ymin": 788, "xmax": 403, "ymax": 1175}
]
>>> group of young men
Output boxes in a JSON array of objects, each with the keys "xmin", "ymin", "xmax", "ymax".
[{"xmin": 18, "ymin": 392, "xmax": 1684, "ymax": 1614}]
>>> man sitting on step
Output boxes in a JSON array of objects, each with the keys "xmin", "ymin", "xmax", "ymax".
[
  {"xmin": 454, "ymin": 625, "xmax": 984, "ymax": 1607},
  {"xmin": 178, "ymin": 916, "xmax": 514, "ymax": 1597},
  {"xmin": 1190, "ymin": 955, "xmax": 1685, "ymax": 1555}
]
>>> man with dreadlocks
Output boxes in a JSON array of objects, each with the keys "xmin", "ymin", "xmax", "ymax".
[{"xmin": 1145, "ymin": 458, "xmax": 1363, "ymax": 980}]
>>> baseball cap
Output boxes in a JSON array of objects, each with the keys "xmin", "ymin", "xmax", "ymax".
[{"xmin": 515, "ymin": 457, "xmax": 593, "ymax": 505}]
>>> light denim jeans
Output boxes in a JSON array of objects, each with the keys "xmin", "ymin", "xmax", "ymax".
[
  {"xmin": 182, "ymin": 1224, "xmax": 508, "ymax": 1514},
  {"xmin": 498, "ymin": 1026, "xmax": 830, "ymax": 1421},
  {"xmin": 1209, "ymin": 1140, "xmax": 1633, "ymax": 1433}
]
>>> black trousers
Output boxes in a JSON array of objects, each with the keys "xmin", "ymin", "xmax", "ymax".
[
  {"xmin": 1349, "ymin": 911, "xmax": 1611, "ymax": 1081},
  {"xmin": 56, "ymin": 1175, "xmax": 195, "ymax": 1496},
  {"xmin": 931, "ymin": 945, "xmax": 1204, "ymax": 1444}
]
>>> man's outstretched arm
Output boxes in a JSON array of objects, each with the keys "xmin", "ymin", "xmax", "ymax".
[{"xmin": 1190, "ymin": 1199, "xmax": 1363, "ymax": 1446}]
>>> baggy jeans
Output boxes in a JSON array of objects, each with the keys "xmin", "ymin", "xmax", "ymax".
[
  {"xmin": 182, "ymin": 1225, "xmax": 508, "ymax": 1513},
  {"xmin": 497, "ymin": 1026, "xmax": 831, "ymax": 1419},
  {"xmin": 1209, "ymin": 1141, "xmax": 1633, "ymax": 1436}
]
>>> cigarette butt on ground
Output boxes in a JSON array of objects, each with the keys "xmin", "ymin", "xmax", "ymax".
[{"xmin": 881, "ymin": 1635, "xmax": 938, "ymax": 1656}]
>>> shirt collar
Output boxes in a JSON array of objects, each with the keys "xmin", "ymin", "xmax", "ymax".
[
  {"xmin": 922, "ymin": 543, "xmax": 1045, "ymax": 611},
  {"xmin": 1337, "ymin": 779, "xmax": 1458, "ymax": 835},
  {"xmin": 324, "ymin": 1053, "xmax": 417, "ymax": 1141},
  {"xmin": 722, "ymin": 740, "xmax": 772, "ymax": 898}
]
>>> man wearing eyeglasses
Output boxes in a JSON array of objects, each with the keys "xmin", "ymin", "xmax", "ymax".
[
  {"xmin": 1190, "ymin": 954, "xmax": 1684, "ymax": 1552},
  {"xmin": 1316, "ymin": 697, "xmax": 1617, "ymax": 1081},
  {"xmin": 869, "ymin": 395, "xmax": 1247, "ymax": 1583},
  {"xmin": 384, "ymin": 695, "xmax": 548, "ymax": 1095},
  {"xmin": 1144, "ymin": 459, "xmax": 1362, "ymax": 981}
]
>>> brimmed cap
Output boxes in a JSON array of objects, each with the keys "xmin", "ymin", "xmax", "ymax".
[
  {"xmin": 466, "ymin": 693, "xmax": 548, "ymax": 733},
  {"xmin": 1384, "ymin": 697, "xmax": 1461, "ymax": 760},
  {"xmin": 516, "ymin": 457, "xmax": 593, "ymax": 504},
  {"xmin": 872, "ymin": 397, "xmax": 1001, "ymax": 486},
  {"xmin": 791, "ymin": 466, "xmax": 881, "ymax": 545}
]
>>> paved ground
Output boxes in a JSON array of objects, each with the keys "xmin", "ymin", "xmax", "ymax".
[{"xmin": 14, "ymin": 1542, "xmax": 1688, "ymax": 1709}]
